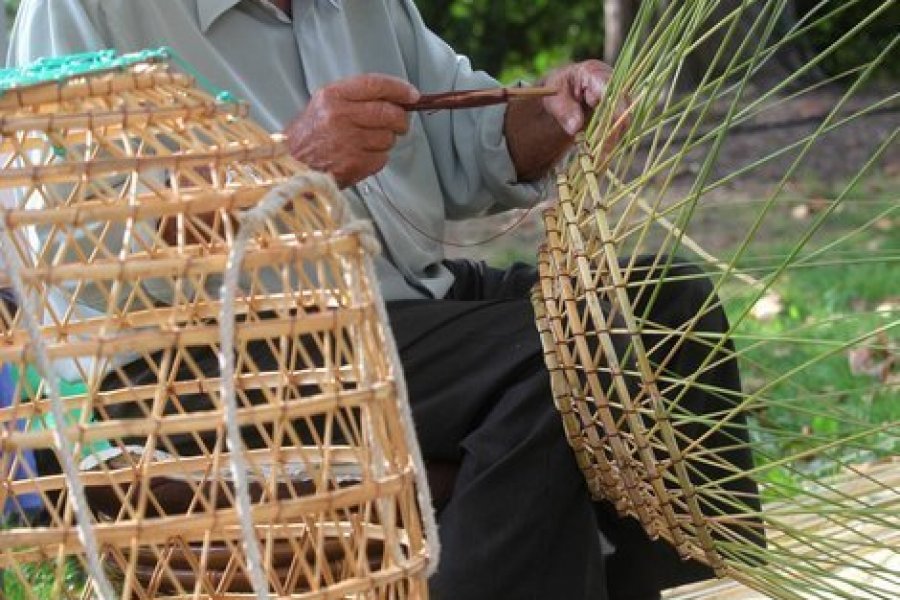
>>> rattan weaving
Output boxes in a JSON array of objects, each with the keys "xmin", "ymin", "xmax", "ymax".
[
  {"xmin": 0, "ymin": 50, "xmax": 435, "ymax": 599},
  {"xmin": 532, "ymin": 2, "xmax": 898, "ymax": 598}
]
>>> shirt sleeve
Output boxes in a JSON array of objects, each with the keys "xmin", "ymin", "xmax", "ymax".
[
  {"xmin": 7, "ymin": 0, "xmax": 109, "ymax": 65},
  {"xmin": 389, "ymin": 0, "xmax": 548, "ymax": 220}
]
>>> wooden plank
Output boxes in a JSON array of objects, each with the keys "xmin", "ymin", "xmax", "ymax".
[{"xmin": 665, "ymin": 461, "xmax": 900, "ymax": 599}]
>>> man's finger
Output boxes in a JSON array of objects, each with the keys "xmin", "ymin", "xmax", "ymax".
[
  {"xmin": 347, "ymin": 101, "xmax": 410, "ymax": 134},
  {"xmin": 357, "ymin": 151, "xmax": 391, "ymax": 181},
  {"xmin": 583, "ymin": 76, "xmax": 608, "ymax": 109},
  {"xmin": 360, "ymin": 129, "xmax": 397, "ymax": 152},
  {"xmin": 334, "ymin": 73, "xmax": 420, "ymax": 105},
  {"xmin": 579, "ymin": 63, "xmax": 611, "ymax": 108},
  {"xmin": 545, "ymin": 93, "xmax": 585, "ymax": 137}
]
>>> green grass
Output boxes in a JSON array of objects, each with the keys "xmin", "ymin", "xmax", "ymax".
[
  {"xmin": 1, "ymin": 554, "xmax": 86, "ymax": 599},
  {"xmin": 718, "ymin": 177, "xmax": 899, "ymax": 498}
]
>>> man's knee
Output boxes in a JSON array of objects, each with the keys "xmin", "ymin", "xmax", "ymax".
[{"xmin": 625, "ymin": 258, "xmax": 723, "ymax": 333}]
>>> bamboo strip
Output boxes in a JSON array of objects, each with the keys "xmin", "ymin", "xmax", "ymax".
[
  {"xmin": 0, "ymin": 310, "xmax": 368, "ymax": 362},
  {"xmin": 0, "ymin": 101, "xmax": 247, "ymax": 135},
  {"xmin": 118, "ymin": 556, "xmax": 430, "ymax": 600},
  {"xmin": 0, "ymin": 291, "xmax": 350, "ymax": 347},
  {"xmin": 0, "ymin": 235, "xmax": 362, "ymax": 287},
  {"xmin": 2, "ymin": 445, "xmax": 377, "ymax": 495},
  {"xmin": 0, "ymin": 365, "xmax": 362, "ymax": 422},
  {"xmin": 0, "ymin": 71, "xmax": 194, "ymax": 111},
  {"xmin": 0, "ymin": 469, "xmax": 414, "ymax": 554},
  {"xmin": 0, "ymin": 186, "xmax": 270, "ymax": 227},
  {"xmin": 3, "ymin": 381, "xmax": 395, "ymax": 451},
  {"xmin": 0, "ymin": 143, "xmax": 288, "ymax": 186}
]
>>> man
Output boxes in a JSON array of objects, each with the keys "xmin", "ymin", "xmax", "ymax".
[{"xmin": 10, "ymin": 1, "xmax": 755, "ymax": 598}]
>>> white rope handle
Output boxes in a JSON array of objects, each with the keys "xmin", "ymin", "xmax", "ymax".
[
  {"xmin": 0, "ymin": 221, "xmax": 117, "ymax": 600},
  {"xmin": 220, "ymin": 173, "xmax": 343, "ymax": 598},
  {"xmin": 332, "ymin": 200, "xmax": 442, "ymax": 575},
  {"xmin": 360, "ymin": 247, "xmax": 442, "ymax": 574},
  {"xmin": 220, "ymin": 173, "xmax": 441, "ymax": 598}
]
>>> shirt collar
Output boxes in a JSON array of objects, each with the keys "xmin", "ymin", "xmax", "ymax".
[{"xmin": 198, "ymin": 0, "xmax": 341, "ymax": 32}]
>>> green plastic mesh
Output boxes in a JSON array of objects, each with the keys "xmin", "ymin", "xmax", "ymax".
[
  {"xmin": 0, "ymin": 48, "xmax": 171, "ymax": 92},
  {"xmin": 0, "ymin": 46, "xmax": 238, "ymax": 102}
]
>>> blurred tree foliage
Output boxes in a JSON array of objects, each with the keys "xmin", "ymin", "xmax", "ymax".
[
  {"xmin": 416, "ymin": 0, "xmax": 899, "ymax": 82},
  {"xmin": 794, "ymin": 0, "xmax": 900, "ymax": 79},
  {"xmin": 415, "ymin": 0, "xmax": 606, "ymax": 82}
]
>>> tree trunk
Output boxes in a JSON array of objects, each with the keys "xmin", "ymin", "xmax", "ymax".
[{"xmin": 604, "ymin": 0, "xmax": 640, "ymax": 64}]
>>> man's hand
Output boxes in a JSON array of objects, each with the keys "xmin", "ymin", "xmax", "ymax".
[
  {"xmin": 505, "ymin": 60, "xmax": 620, "ymax": 182},
  {"xmin": 284, "ymin": 74, "xmax": 420, "ymax": 188},
  {"xmin": 542, "ymin": 60, "xmax": 614, "ymax": 137}
]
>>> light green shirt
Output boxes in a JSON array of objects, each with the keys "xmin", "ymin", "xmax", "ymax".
[{"xmin": 9, "ymin": 0, "xmax": 545, "ymax": 301}]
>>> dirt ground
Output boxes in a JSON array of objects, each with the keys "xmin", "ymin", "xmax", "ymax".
[{"xmin": 444, "ymin": 85, "xmax": 899, "ymax": 264}]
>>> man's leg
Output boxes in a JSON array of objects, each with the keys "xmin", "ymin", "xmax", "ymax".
[
  {"xmin": 424, "ymin": 258, "xmax": 759, "ymax": 598},
  {"xmin": 599, "ymin": 257, "xmax": 760, "ymax": 598},
  {"xmin": 388, "ymin": 264, "xmax": 608, "ymax": 599}
]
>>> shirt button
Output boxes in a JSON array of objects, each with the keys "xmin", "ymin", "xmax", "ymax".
[{"xmin": 360, "ymin": 182, "xmax": 372, "ymax": 195}]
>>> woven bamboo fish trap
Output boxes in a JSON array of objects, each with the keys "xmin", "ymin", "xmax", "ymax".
[
  {"xmin": 0, "ymin": 49, "xmax": 436, "ymax": 599},
  {"xmin": 533, "ymin": 1, "xmax": 898, "ymax": 598}
]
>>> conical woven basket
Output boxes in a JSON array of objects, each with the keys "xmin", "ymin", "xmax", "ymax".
[
  {"xmin": 0, "ymin": 49, "xmax": 435, "ymax": 599},
  {"xmin": 532, "ymin": 1, "xmax": 898, "ymax": 598}
]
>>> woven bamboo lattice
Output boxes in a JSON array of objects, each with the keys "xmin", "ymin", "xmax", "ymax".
[
  {"xmin": 0, "ymin": 49, "xmax": 436, "ymax": 599},
  {"xmin": 533, "ymin": 1, "xmax": 898, "ymax": 598}
]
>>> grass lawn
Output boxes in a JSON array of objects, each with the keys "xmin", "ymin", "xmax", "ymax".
[
  {"xmin": 1, "ymin": 557, "xmax": 85, "ymax": 599},
  {"xmin": 719, "ymin": 176, "xmax": 899, "ymax": 499}
]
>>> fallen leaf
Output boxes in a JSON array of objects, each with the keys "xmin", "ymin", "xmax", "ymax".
[
  {"xmin": 883, "ymin": 159, "xmax": 900, "ymax": 177},
  {"xmin": 751, "ymin": 292, "xmax": 784, "ymax": 321},
  {"xmin": 789, "ymin": 197, "xmax": 832, "ymax": 221},
  {"xmin": 796, "ymin": 97, "xmax": 830, "ymax": 119},
  {"xmin": 848, "ymin": 347, "xmax": 879, "ymax": 378},
  {"xmin": 808, "ymin": 197, "xmax": 831, "ymax": 213},
  {"xmin": 876, "ymin": 298, "xmax": 900, "ymax": 314},
  {"xmin": 850, "ymin": 298, "xmax": 868, "ymax": 313},
  {"xmin": 874, "ymin": 218, "xmax": 894, "ymax": 232},
  {"xmin": 791, "ymin": 204, "xmax": 810, "ymax": 220},
  {"xmin": 866, "ymin": 239, "xmax": 884, "ymax": 252},
  {"xmin": 847, "ymin": 333, "xmax": 897, "ymax": 383},
  {"xmin": 743, "ymin": 375, "xmax": 767, "ymax": 393}
]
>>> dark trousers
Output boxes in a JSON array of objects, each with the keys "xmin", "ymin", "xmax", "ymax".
[{"xmin": 390, "ymin": 258, "xmax": 756, "ymax": 600}]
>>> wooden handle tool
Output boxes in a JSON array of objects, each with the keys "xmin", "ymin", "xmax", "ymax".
[{"xmin": 402, "ymin": 85, "xmax": 557, "ymax": 112}]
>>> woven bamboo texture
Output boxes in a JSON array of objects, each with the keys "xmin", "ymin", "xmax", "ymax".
[
  {"xmin": 531, "ymin": 2, "xmax": 898, "ymax": 596},
  {"xmin": 534, "ymin": 152, "xmax": 753, "ymax": 575},
  {"xmin": 533, "ymin": 140, "xmax": 899, "ymax": 597},
  {"xmin": 0, "ymin": 53, "xmax": 433, "ymax": 598}
]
